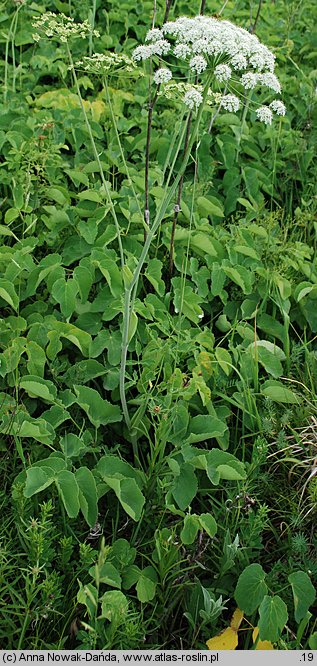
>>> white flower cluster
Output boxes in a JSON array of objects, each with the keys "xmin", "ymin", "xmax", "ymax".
[
  {"xmin": 269, "ymin": 99, "xmax": 286, "ymax": 116},
  {"xmin": 75, "ymin": 52, "xmax": 136, "ymax": 74},
  {"xmin": 214, "ymin": 64, "xmax": 232, "ymax": 82},
  {"xmin": 132, "ymin": 39, "xmax": 170, "ymax": 62},
  {"xmin": 132, "ymin": 15, "xmax": 285, "ymax": 122},
  {"xmin": 220, "ymin": 94, "xmax": 240, "ymax": 112},
  {"xmin": 256, "ymin": 106, "xmax": 273, "ymax": 125},
  {"xmin": 32, "ymin": 12, "xmax": 99, "ymax": 43},
  {"xmin": 241, "ymin": 71, "xmax": 281, "ymax": 93},
  {"xmin": 153, "ymin": 67, "xmax": 173, "ymax": 84},
  {"xmin": 184, "ymin": 88, "xmax": 203, "ymax": 109},
  {"xmin": 161, "ymin": 15, "xmax": 276, "ymax": 71}
]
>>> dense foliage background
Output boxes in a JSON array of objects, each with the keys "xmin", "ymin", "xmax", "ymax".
[{"xmin": 0, "ymin": 0, "xmax": 316, "ymax": 650}]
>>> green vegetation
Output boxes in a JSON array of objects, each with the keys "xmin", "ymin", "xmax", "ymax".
[{"xmin": 0, "ymin": 0, "xmax": 316, "ymax": 650}]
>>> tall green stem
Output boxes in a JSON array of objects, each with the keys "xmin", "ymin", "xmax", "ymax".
[
  {"xmin": 119, "ymin": 76, "xmax": 213, "ymax": 437},
  {"xmin": 67, "ymin": 45, "xmax": 124, "ymax": 269}
]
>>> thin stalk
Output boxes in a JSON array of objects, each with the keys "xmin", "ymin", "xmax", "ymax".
[
  {"xmin": 200, "ymin": 0, "xmax": 207, "ymax": 14},
  {"xmin": 104, "ymin": 79, "xmax": 143, "ymax": 221},
  {"xmin": 236, "ymin": 92, "xmax": 252, "ymax": 160},
  {"xmin": 250, "ymin": 0, "xmax": 263, "ymax": 34},
  {"xmin": 4, "ymin": 6, "xmax": 21, "ymax": 104},
  {"xmin": 152, "ymin": 0, "xmax": 157, "ymax": 28},
  {"xmin": 119, "ymin": 76, "xmax": 212, "ymax": 433},
  {"xmin": 162, "ymin": 108, "xmax": 186, "ymax": 178},
  {"xmin": 143, "ymin": 0, "xmax": 159, "ymax": 241},
  {"xmin": 89, "ymin": 0, "xmax": 97, "ymax": 56},
  {"xmin": 144, "ymin": 87, "xmax": 159, "ymax": 237},
  {"xmin": 168, "ymin": 112, "xmax": 192, "ymax": 280},
  {"xmin": 67, "ymin": 45, "xmax": 124, "ymax": 268},
  {"xmin": 219, "ymin": 0, "xmax": 229, "ymax": 15},
  {"xmin": 208, "ymin": 85, "xmax": 227, "ymax": 133},
  {"xmin": 163, "ymin": 0, "xmax": 173, "ymax": 23}
]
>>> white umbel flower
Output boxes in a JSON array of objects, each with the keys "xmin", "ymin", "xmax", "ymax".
[
  {"xmin": 240, "ymin": 72, "xmax": 258, "ymax": 89},
  {"xmin": 133, "ymin": 15, "xmax": 284, "ymax": 123},
  {"xmin": 230, "ymin": 54, "xmax": 248, "ymax": 70},
  {"xmin": 270, "ymin": 100, "xmax": 286, "ymax": 116},
  {"xmin": 154, "ymin": 67, "xmax": 173, "ymax": 84},
  {"xmin": 151, "ymin": 39, "xmax": 170, "ymax": 57},
  {"xmin": 258, "ymin": 72, "xmax": 281, "ymax": 93},
  {"xmin": 189, "ymin": 55, "xmax": 208, "ymax": 73},
  {"xmin": 183, "ymin": 87, "xmax": 203, "ymax": 109},
  {"xmin": 132, "ymin": 45, "xmax": 153, "ymax": 61},
  {"xmin": 173, "ymin": 43, "xmax": 191, "ymax": 59},
  {"xmin": 220, "ymin": 94, "xmax": 240, "ymax": 112},
  {"xmin": 214, "ymin": 64, "xmax": 232, "ymax": 82},
  {"xmin": 256, "ymin": 105, "xmax": 273, "ymax": 124},
  {"xmin": 132, "ymin": 39, "xmax": 170, "ymax": 61},
  {"xmin": 145, "ymin": 28, "xmax": 164, "ymax": 42}
]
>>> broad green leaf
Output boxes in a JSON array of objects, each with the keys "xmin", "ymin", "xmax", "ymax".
[
  {"xmin": 128, "ymin": 311, "xmax": 138, "ymax": 344},
  {"xmin": 145, "ymin": 258, "xmax": 165, "ymax": 296},
  {"xmin": 172, "ymin": 463, "xmax": 198, "ymax": 510},
  {"xmin": 15, "ymin": 417, "xmax": 55, "ymax": 445},
  {"xmin": 215, "ymin": 348, "xmax": 232, "ymax": 376},
  {"xmin": 74, "ymin": 385, "xmax": 122, "ymax": 427},
  {"xmin": 258, "ymin": 595, "xmax": 288, "ymax": 642},
  {"xmin": 309, "ymin": 633, "xmax": 317, "ymax": 650},
  {"xmin": 77, "ymin": 581, "xmax": 98, "ymax": 618},
  {"xmin": 135, "ymin": 566, "xmax": 157, "ymax": 603},
  {"xmin": 20, "ymin": 376, "xmax": 57, "ymax": 402},
  {"xmin": 73, "ymin": 265, "xmax": 94, "ymax": 302},
  {"xmin": 274, "ymin": 274, "xmax": 292, "ymax": 300},
  {"xmin": 172, "ymin": 277, "xmax": 204, "ymax": 324},
  {"xmin": 77, "ymin": 189, "xmax": 102, "ymax": 202},
  {"xmin": 191, "ymin": 233, "xmax": 221, "ymax": 258},
  {"xmin": 100, "ymin": 590, "xmax": 128, "ymax": 622},
  {"xmin": 52, "ymin": 278, "xmax": 79, "ymax": 318},
  {"xmin": 0, "ymin": 279, "xmax": 19, "ymax": 311},
  {"xmin": 257, "ymin": 314, "xmax": 285, "ymax": 343},
  {"xmin": 78, "ymin": 218, "xmax": 98, "ymax": 245},
  {"xmin": 76, "ymin": 466, "xmax": 98, "ymax": 528},
  {"xmin": 64, "ymin": 168, "xmax": 89, "ymax": 187},
  {"xmin": 294, "ymin": 281, "xmax": 317, "ymax": 303},
  {"xmin": 261, "ymin": 381, "xmax": 299, "ymax": 404},
  {"xmin": 35, "ymin": 455, "xmax": 66, "ymax": 474},
  {"xmin": 90, "ymin": 562, "xmax": 121, "ymax": 589},
  {"xmin": 197, "ymin": 196, "xmax": 224, "ymax": 218},
  {"xmin": 24, "ymin": 467, "xmax": 55, "ymax": 497},
  {"xmin": 247, "ymin": 342, "xmax": 284, "ymax": 378},
  {"xmin": 288, "ymin": 571, "xmax": 316, "ymax": 623},
  {"xmin": 55, "ymin": 470, "xmax": 80, "ymax": 519},
  {"xmin": 0, "ymin": 224, "xmax": 20, "ymax": 241},
  {"xmin": 180, "ymin": 514, "xmax": 200, "ymax": 545},
  {"xmin": 235, "ymin": 245, "xmax": 259, "ymax": 260},
  {"xmin": 223, "ymin": 264, "xmax": 253, "ymax": 294},
  {"xmin": 118, "ymin": 478, "xmax": 145, "ymax": 522},
  {"xmin": 62, "ymin": 360, "xmax": 106, "ymax": 386},
  {"xmin": 198, "ymin": 513, "xmax": 217, "ymax": 538},
  {"xmin": 60, "ymin": 433, "xmax": 86, "ymax": 458},
  {"xmin": 4, "ymin": 208, "xmax": 19, "ymax": 224},
  {"xmin": 26, "ymin": 341, "xmax": 46, "ymax": 378},
  {"xmin": 235, "ymin": 564, "xmax": 267, "ymax": 614},
  {"xmin": 250, "ymin": 340, "xmax": 286, "ymax": 361},
  {"xmin": 97, "ymin": 455, "xmax": 143, "ymax": 488},
  {"xmin": 205, "ymin": 450, "xmax": 246, "ymax": 483},
  {"xmin": 187, "ymin": 415, "xmax": 227, "ymax": 444}
]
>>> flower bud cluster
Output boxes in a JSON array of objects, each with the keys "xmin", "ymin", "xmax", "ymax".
[
  {"xmin": 133, "ymin": 15, "xmax": 285, "ymax": 123},
  {"xmin": 32, "ymin": 12, "xmax": 99, "ymax": 43},
  {"xmin": 75, "ymin": 52, "xmax": 136, "ymax": 74}
]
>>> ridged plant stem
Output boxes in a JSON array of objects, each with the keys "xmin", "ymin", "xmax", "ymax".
[{"xmin": 119, "ymin": 76, "xmax": 213, "ymax": 445}]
